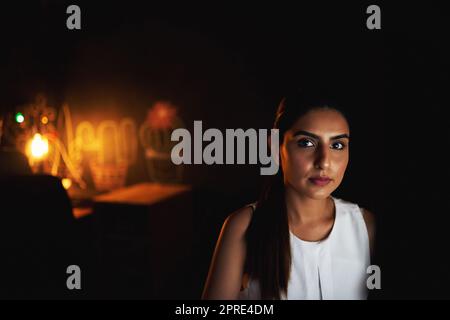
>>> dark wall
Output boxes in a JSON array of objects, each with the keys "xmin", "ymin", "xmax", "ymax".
[{"xmin": 1, "ymin": 2, "xmax": 449, "ymax": 299}]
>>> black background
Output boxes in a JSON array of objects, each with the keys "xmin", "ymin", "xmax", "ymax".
[{"xmin": 1, "ymin": 1, "xmax": 449, "ymax": 299}]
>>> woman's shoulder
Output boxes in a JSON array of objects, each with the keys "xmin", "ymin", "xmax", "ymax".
[
  {"xmin": 334, "ymin": 197, "xmax": 376, "ymax": 254},
  {"xmin": 334, "ymin": 197, "xmax": 375, "ymax": 235},
  {"xmin": 223, "ymin": 203, "xmax": 256, "ymax": 236},
  {"xmin": 333, "ymin": 197, "xmax": 358, "ymax": 210},
  {"xmin": 334, "ymin": 197, "xmax": 374, "ymax": 217}
]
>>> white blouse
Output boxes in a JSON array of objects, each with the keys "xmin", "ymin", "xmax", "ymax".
[{"xmin": 238, "ymin": 197, "xmax": 371, "ymax": 300}]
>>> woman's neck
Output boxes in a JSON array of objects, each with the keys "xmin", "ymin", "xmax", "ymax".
[{"xmin": 284, "ymin": 186, "xmax": 333, "ymax": 226}]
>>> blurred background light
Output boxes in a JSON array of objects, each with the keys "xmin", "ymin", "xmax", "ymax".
[{"xmin": 30, "ymin": 133, "xmax": 49, "ymax": 159}]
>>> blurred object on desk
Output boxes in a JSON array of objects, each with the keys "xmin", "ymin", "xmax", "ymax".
[
  {"xmin": 140, "ymin": 101, "xmax": 185, "ymax": 184},
  {"xmin": 67, "ymin": 184, "xmax": 101, "ymax": 219}
]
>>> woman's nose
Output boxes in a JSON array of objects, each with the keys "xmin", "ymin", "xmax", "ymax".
[{"xmin": 314, "ymin": 144, "xmax": 330, "ymax": 170}]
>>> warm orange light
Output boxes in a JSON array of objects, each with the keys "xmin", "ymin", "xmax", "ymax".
[
  {"xmin": 146, "ymin": 101, "xmax": 177, "ymax": 129},
  {"xmin": 30, "ymin": 133, "xmax": 49, "ymax": 159},
  {"xmin": 158, "ymin": 108, "xmax": 168, "ymax": 117},
  {"xmin": 41, "ymin": 116, "xmax": 49, "ymax": 124},
  {"xmin": 62, "ymin": 178, "xmax": 72, "ymax": 190}
]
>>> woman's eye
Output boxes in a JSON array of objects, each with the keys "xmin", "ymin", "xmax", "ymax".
[
  {"xmin": 297, "ymin": 139, "xmax": 315, "ymax": 148},
  {"xmin": 331, "ymin": 142, "xmax": 345, "ymax": 150}
]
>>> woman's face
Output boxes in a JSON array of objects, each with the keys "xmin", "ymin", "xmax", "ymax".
[{"xmin": 280, "ymin": 108, "xmax": 350, "ymax": 200}]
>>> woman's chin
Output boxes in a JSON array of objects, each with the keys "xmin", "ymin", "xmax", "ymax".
[
  {"xmin": 291, "ymin": 188, "xmax": 331, "ymax": 200},
  {"xmin": 303, "ymin": 186, "xmax": 333, "ymax": 200},
  {"xmin": 287, "ymin": 181, "xmax": 334, "ymax": 200}
]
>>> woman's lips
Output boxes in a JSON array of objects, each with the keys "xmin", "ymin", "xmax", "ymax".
[{"xmin": 308, "ymin": 177, "xmax": 331, "ymax": 186}]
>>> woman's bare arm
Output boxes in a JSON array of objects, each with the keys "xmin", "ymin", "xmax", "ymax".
[{"xmin": 201, "ymin": 206, "xmax": 253, "ymax": 299}]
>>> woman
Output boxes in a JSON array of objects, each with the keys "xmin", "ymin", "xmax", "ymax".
[{"xmin": 202, "ymin": 90, "xmax": 376, "ymax": 300}]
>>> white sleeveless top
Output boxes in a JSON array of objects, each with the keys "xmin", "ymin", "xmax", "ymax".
[{"xmin": 238, "ymin": 197, "xmax": 371, "ymax": 300}]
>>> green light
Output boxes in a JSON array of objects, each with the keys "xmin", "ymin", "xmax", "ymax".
[{"xmin": 15, "ymin": 112, "xmax": 24, "ymax": 123}]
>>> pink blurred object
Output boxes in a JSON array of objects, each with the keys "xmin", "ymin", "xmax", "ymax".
[{"xmin": 146, "ymin": 101, "xmax": 178, "ymax": 130}]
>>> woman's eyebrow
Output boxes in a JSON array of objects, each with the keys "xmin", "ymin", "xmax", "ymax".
[
  {"xmin": 330, "ymin": 134, "xmax": 350, "ymax": 140},
  {"xmin": 293, "ymin": 130, "xmax": 350, "ymax": 140}
]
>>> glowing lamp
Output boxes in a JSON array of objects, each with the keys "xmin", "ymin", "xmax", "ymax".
[
  {"xmin": 30, "ymin": 133, "xmax": 49, "ymax": 159},
  {"xmin": 61, "ymin": 178, "xmax": 72, "ymax": 190},
  {"xmin": 15, "ymin": 112, "xmax": 25, "ymax": 123}
]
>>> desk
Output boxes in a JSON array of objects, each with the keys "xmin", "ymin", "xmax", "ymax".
[
  {"xmin": 70, "ymin": 183, "xmax": 191, "ymax": 219},
  {"xmin": 93, "ymin": 182, "xmax": 191, "ymax": 206}
]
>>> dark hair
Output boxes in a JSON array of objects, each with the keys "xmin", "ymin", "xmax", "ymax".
[{"xmin": 243, "ymin": 88, "xmax": 348, "ymax": 299}]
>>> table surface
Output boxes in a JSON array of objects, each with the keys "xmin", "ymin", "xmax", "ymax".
[
  {"xmin": 93, "ymin": 182, "xmax": 192, "ymax": 206},
  {"xmin": 70, "ymin": 183, "xmax": 191, "ymax": 218}
]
